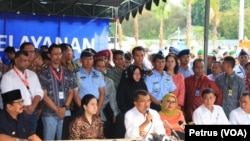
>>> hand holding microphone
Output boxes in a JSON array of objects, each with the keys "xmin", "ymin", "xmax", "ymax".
[
  {"xmin": 139, "ymin": 109, "xmax": 153, "ymax": 138},
  {"xmin": 146, "ymin": 109, "xmax": 153, "ymax": 123}
]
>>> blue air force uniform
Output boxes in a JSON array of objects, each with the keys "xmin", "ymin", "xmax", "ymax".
[
  {"xmin": 144, "ymin": 70, "xmax": 176, "ymax": 101},
  {"xmin": 77, "ymin": 68, "xmax": 105, "ymax": 99}
]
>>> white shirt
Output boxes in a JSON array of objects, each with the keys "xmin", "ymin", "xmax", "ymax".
[
  {"xmin": 234, "ymin": 65, "xmax": 246, "ymax": 79},
  {"xmin": 193, "ymin": 104, "xmax": 230, "ymax": 125},
  {"xmin": 125, "ymin": 107, "xmax": 166, "ymax": 139},
  {"xmin": 1, "ymin": 69, "xmax": 44, "ymax": 106},
  {"xmin": 229, "ymin": 107, "xmax": 250, "ymax": 124}
]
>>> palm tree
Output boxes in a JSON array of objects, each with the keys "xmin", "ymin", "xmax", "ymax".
[
  {"xmin": 151, "ymin": 1, "xmax": 170, "ymax": 48},
  {"xmin": 210, "ymin": 0, "xmax": 220, "ymax": 50},
  {"xmin": 118, "ymin": 20, "xmax": 123, "ymax": 49},
  {"xmin": 186, "ymin": 0, "xmax": 196, "ymax": 49},
  {"xmin": 134, "ymin": 15, "xmax": 139, "ymax": 46}
]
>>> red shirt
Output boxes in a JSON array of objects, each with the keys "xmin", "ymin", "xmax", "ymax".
[
  {"xmin": 245, "ymin": 78, "xmax": 250, "ymax": 92},
  {"xmin": 184, "ymin": 74, "xmax": 223, "ymax": 122}
]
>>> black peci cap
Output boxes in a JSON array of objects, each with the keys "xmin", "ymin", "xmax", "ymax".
[{"xmin": 2, "ymin": 89, "xmax": 22, "ymax": 104}]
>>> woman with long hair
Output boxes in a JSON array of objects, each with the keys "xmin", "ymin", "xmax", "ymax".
[{"xmin": 165, "ymin": 54, "xmax": 185, "ymax": 110}]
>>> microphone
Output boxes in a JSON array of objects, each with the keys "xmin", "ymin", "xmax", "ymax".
[
  {"xmin": 164, "ymin": 120, "xmax": 180, "ymax": 140},
  {"xmin": 178, "ymin": 120, "xmax": 185, "ymax": 130},
  {"xmin": 146, "ymin": 108, "xmax": 152, "ymax": 122}
]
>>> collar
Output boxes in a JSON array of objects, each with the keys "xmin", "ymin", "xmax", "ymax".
[
  {"xmin": 81, "ymin": 67, "xmax": 94, "ymax": 74},
  {"xmin": 82, "ymin": 113, "xmax": 98, "ymax": 124},
  {"xmin": 179, "ymin": 66, "xmax": 188, "ymax": 70},
  {"xmin": 114, "ymin": 66, "xmax": 125, "ymax": 74},
  {"xmin": 224, "ymin": 71, "xmax": 236, "ymax": 78},
  {"xmin": 50, "ymin": 65, "xmax": 62, "ymax": 72},
  {"xmin": 200, "ymin": 104, "xmax": 214, "ymax": 113},
  {"xmin": 240, "ymin": 107, "xmax": 250, "ymax": 115},
  {"xmin": 134, "ymin": 107, "xmax": 147, "ymax": 117},
  {"xmin": 193, "ymin": 74, "xmax": 206, "ymax": 80},
  {"xmin": 152, "ymin": 69, "xmax": 166, "ymax": 76},
  {"xmin": 3, "ymin": 109, "xmax": 20, "ymax": 121},
  {"xmin": 13, "ymin": 66, "xmax": 26, "ymax": 75}
]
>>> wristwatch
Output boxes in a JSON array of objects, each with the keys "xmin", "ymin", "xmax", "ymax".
[{"xmin": 63, "ymin": 105, "xmax": 70, "ymax": 110}]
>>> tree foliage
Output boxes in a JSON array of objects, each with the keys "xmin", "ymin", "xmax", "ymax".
[
  {"xmin": 218, "ymin": 7, "xmax": 250, "ymax": 39},
  {"xmin": 110, "ymin": 0, "xmax": 250, "ymax": 40}
]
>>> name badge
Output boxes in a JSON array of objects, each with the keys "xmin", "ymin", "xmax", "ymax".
[
  {"xmin": 59, "ymin": 91, "xmax": 64, "ymax": 99},
  {"xmin": 195, "ymin": 89, "xmax": 200, "ymax": 96},
  {"xmin": 228, "ymin": 89, "xmax": 233, "ymax": 96},
  {"xmin": 65, "ymin": 110, "xmax": 71, "ymax": 116}
]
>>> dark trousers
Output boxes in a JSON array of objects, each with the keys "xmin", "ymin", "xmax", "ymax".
[
  {"xmin": 114, "ymin": 113, "xmax": 125, "ymax": 138},
  {"xmin": 103, "ymin": 104, "xmax": 115, "ymax": 138}
]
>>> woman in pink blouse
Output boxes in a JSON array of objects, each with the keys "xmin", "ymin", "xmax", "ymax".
[{"xmin": 165, "ymin": 54, "xmax": 185, "ymax": 110}]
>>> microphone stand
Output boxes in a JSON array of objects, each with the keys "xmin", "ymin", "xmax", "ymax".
[{"xmin": 163, "ymin": 120, "xmax": 180, "ymax": 141}]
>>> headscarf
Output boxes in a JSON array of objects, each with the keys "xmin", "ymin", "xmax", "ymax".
[
  {"xmin": 159, "ymin": 93, "xmax": 181, "ymax": 117},
  {"xmin": 124, "ymin": 64, "xmax": 142, "ymax": 83}
]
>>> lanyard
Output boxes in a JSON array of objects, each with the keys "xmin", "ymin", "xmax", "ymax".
[
  {"xmin": 13, "ymin": 67, "xmax": 29, "ymax": 88},
  {"xmin": 50, "ymin": 66, "xmax": 63, "ymax": 82}
]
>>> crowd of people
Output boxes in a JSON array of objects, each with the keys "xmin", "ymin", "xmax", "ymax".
[{"xmin": 0, "ymin": 42, "xmax": 250, "ymax": 141}]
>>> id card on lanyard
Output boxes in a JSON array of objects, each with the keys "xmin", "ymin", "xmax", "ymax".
[
  {"xmin": 195, "ymin": 89, "xmax": 200, "ymax": 96},
  {"xmin": 50, "ymin": 66, "xmax": 65, "ymax": 106},
  {"xmin": 59, "ymin": 91, "xmax": 64, "ymax": 99},
  {"xmin": 13, "ymin": 67, "xmax": 33, "ymax": 100}
]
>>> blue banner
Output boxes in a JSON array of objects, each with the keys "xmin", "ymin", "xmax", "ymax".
[{"xmin": 0, "ymin": 12, "xmax": 110, "ymax": 63}]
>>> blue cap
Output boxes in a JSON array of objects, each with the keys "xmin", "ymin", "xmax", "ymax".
[
  {"xmin": 169, "ymin": 46, "xmax": 180, "ymax": 55},
  {"xmin": 177, "ymin": 49, "xmax": 190, "ymax": 58},
  {"xmin": 238, "ymin": 49, "xmax": 248, "ymax": 57}
]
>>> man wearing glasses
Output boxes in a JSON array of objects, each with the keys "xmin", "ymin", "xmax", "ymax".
[{"xmin": 0, "ymin": 89, "xmax": 41, "ymax": 141}]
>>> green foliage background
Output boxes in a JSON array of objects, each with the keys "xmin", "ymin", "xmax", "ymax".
[{"xmin": 110, "ymin": 0, "xmax": 250, "ymax": 40}]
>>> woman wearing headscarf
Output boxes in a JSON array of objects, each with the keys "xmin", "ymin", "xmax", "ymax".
[{"xmin": 159, "ymin": 93, "xmax": 186, "ymax": 137}]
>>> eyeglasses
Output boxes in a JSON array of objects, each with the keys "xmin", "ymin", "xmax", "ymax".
[
  {"xmin": 166, "ymin": 100, "xmax": 176, "ymax": 104},
  {"xmin": 239, "ymin": 100, "xmax": 250, "ymax": 104},
  {"xmin": 12, "ymin": 99, "xmax": 24, "ymax": 105}
]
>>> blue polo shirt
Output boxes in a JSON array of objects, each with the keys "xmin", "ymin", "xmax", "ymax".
[
  {"xmin": 77, "ymin": 68, "xmax": 105, "ymax": 99},
  {"xmin": 178, "ymin": 66, "xmax": 194, "ymax": 78},
  {"xmin": 0, "ymin": 110, "xmax": 35, "ymax": 139},
  {"xmin": 144, "ymin": 70, "xmax": 176, "ymax": 101}
]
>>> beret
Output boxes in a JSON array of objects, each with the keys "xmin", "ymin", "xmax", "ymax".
[
  {"xmin": 169, "ymin": 46, "xmax": 180, "ymax": 55},
  {"xmin": 177, "ymin": 49, "xmax": 190, "ymax": 58},
  {"xmin": 95, "ymin": 50, "xmax": 110, "ymax": 58},
  {"xmin": 238, "ymin": 49, "xmax": 248, "ymax": 57}
]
